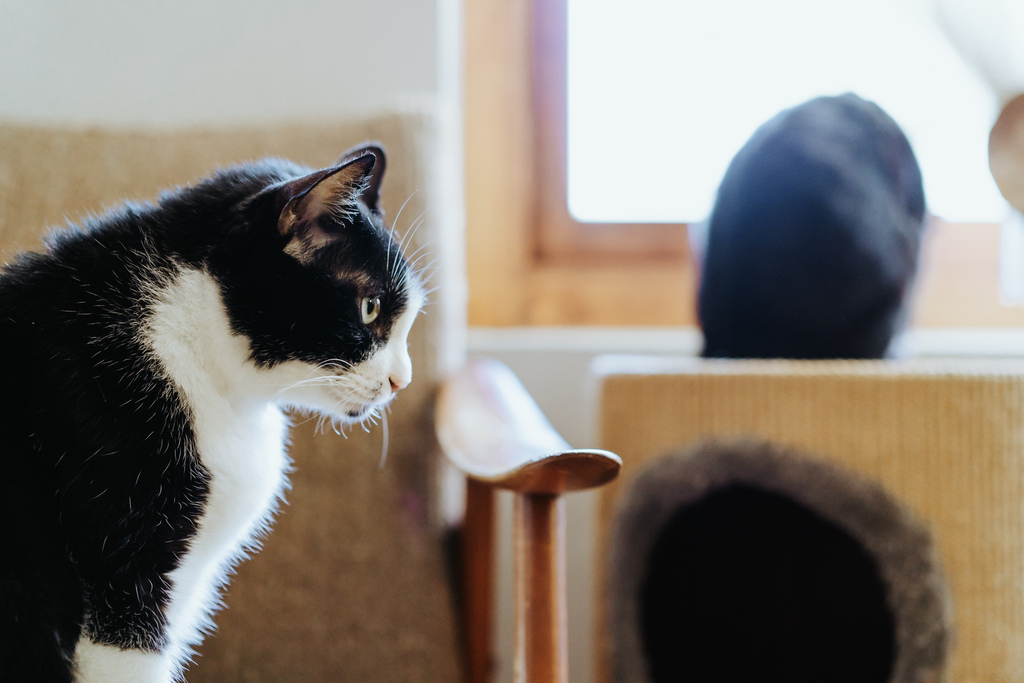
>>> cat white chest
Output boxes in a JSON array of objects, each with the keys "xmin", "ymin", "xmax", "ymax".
[
  {"xmin": 163, "ymin": 403, "xmax": 289, "ymax": 661},
  {"xmin": 74, "ymin": 403, "xmax": 289, "ymax": 683},
  {"xmin": 143, "ymin": 267, "xmax": 292, "ymax": 671}
]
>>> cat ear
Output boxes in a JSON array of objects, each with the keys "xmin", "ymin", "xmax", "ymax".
[
  {"xmin": 334, "ymin": 143, "xmax": 386, "ymax": 213},
  {"xmin": 277, "ymin": 150, "xmax": 381, "ymax": 246}
]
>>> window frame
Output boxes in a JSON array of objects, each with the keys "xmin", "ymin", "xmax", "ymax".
[
  {"xmin": 530, "ymin": 0, "xmax": 688, "ymax": 262},
  {"xmin": 463, "ymin": 0, "xmax": 1024, "ymax": 329}
]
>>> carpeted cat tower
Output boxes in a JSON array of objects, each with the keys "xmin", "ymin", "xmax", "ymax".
[{"xmin": 597, "ymin": 357, "xmax": 1024, "ymax": 683}]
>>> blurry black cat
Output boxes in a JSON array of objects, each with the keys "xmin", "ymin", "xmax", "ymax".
[
  {"xmin": 697, "ymin": 93, "xmax": 926, "ymax": 359},
  {"xmin": 0, "ymin": 145, "xmax": 424, "ymax": 682}
]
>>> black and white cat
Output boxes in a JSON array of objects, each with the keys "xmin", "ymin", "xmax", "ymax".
[{"xmin": 0, "ymin": 144, "xmax": 425, "ymax": 682}]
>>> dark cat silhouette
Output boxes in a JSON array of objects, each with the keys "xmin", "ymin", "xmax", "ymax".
[{"xmin": 697, "ymin": 93, "xmax": 926, "ymax": 359}]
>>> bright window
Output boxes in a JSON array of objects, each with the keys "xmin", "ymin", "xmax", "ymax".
[{"xmin": 567, "ymin": 0, "xmax": 1011, "ymax": 224}]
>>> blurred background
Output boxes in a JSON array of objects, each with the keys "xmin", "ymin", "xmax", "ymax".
[{"xmin": 5, "ymin": 0, "xmax": 1024, "ymax": 680}]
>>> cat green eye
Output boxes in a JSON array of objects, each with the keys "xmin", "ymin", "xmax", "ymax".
[{"xmin": 361, "ymin": 296, "xmax": 381, "ymax": 324}]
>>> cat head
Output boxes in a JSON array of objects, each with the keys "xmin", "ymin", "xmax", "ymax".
[{"xmin": 211, "ymin": 144, "xmax": 425, "ymax": 424}]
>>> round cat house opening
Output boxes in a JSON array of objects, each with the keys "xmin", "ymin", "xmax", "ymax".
[{"xmin": 607, "ymin": 440, "xmax": 952, "ymax": 683}]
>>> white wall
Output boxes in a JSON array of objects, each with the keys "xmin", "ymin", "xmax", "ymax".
[{"xmin": 0, "ymin": 0, "xmax": 442, "ymax": 126}]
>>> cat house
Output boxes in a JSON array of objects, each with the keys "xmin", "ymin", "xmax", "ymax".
[{"xmin": 596, "ymin": 356, "xmax": 1024, "ymax": 682}]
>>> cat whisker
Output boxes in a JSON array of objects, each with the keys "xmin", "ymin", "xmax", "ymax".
[
  {"xmin": 388, "ymin": 191, "xmax": 419, "ymax": 277},
  {"xmin": 389, "ymin": 225, "xmax": 426, "ymax": 285},
  {"xmin": 402, "ymin": 237, "xmax": 434, "ymax": 264},
  {"xmin": 401, "ymin": 245, "xmax": 435, "ymax": 281},
  {"xmin": 393, "ymin": 213, "xmax": 429, "ymax": 279},
  {"xmin": 288, "ymin": 411, "xmax": 323, "ymax": 430},
  {"xmin": 314, "ymin": 413, "xmax": 330, "ymax": 435},
  {"xmin": 399, "ymin": 249, "xmax": 435, "ymax": 291},
  {"xmin": 409, "ymin": 257, "xmax": 441, "ymax": 289},
  {"xmin": 397, "ymin": 211, "xmax": 427, "ymax": 257},
  {"xmin": 360, "ymin": 410, "xmax": 378, "ymax": 433},
  {"xmin": 391, "ymin": 191, "xmax": 418, "ymax": 236},
  {"xmin": 270, "ymin": 376, "xmax": 369, "ymax": 408},
  {"xmin": 313, "ymin": 358, "xmax": 354, "ymax": 370},
  {"xmin": 270, "ymin": 377, "xmax": 336, "ymax": 400},
  {"xmin": 391, "ymin": 216, "xmax": 423, "ymax": 270},
  {"xmin": 418, "ymin": 282, "xmax": 443, "ymax": 298},
  {"xmin": 379, "ymin": 410, "xmax": 390, "ymax": 469}
]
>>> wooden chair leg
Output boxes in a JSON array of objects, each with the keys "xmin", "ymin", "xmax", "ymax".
[
  {"xmin": 437, "ymin": 359, "xmax": 621, "ymax": 683},
  {"xmin": 514, "ymin": 493, "xmax": 568, "ymax": 683},
  {"xmin": 463, "ymin": 478, "xmax": 496, "ymax": 683}
]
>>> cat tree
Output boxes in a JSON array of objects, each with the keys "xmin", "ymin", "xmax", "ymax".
[{"xmin": 597, "ymin": 357, "xmax": 1024, "ymax": 682}]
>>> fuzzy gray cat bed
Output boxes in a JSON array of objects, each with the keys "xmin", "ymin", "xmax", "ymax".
[{"xmin": 607, "ymin": 440, "xmax": 952, "ymax": 683}]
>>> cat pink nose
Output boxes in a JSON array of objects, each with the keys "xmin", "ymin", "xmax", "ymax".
[{"xmin": 390, "ymin": 376, "xmax": 409, "ymax": 393}]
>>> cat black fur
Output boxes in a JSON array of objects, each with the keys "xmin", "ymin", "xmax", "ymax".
[
  {"xmin": 698, "ymin": 93, "xmax": 926, "ymax": 359},
  {"xmin": 0, "ymin": 147, "xmax": 417, "ymax": 681}
]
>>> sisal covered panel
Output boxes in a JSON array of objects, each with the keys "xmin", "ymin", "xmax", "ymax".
[
  {"xmin": 597, "ymin": 357, "xmax": 1024, "ymax": 683},
  {"xmin": 0, "ymin": 114, "xmax": 463, "ymax": 682}
]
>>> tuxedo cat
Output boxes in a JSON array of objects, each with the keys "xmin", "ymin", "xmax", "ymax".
[
  {"xmin": 697, "ymin": 93, "xmax": 926, "ymax": 359},
  {"xmin": 0, "ymin": 144, "xmax": 425, "ymax": 682}
]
